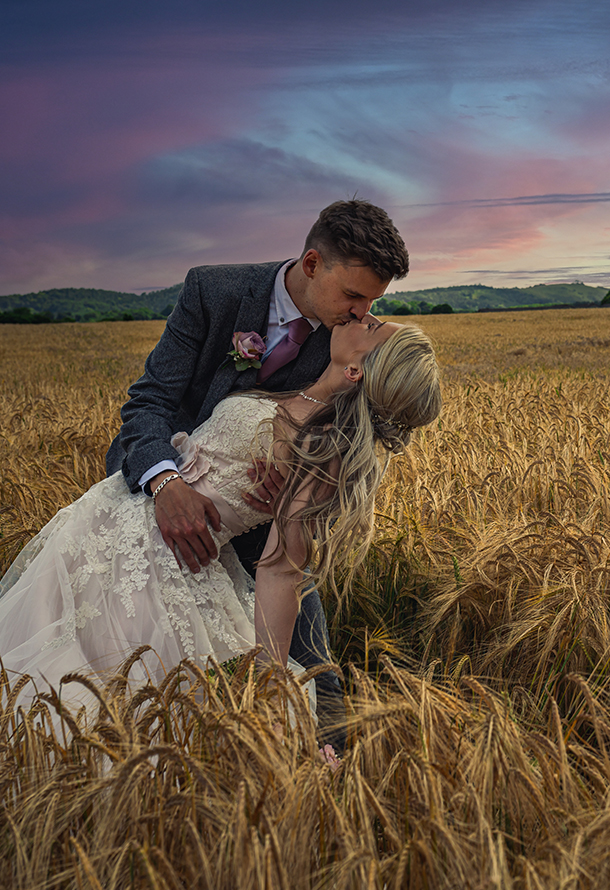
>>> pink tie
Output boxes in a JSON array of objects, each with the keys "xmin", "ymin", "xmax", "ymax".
[{"xmin": 257, "ymin": 317, "xmax": 313, "ymax": 384}]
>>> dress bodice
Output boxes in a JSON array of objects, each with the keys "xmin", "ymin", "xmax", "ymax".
[{"xmin": 171, "ymin": 395, "xmax": 279, "ymax": 545}]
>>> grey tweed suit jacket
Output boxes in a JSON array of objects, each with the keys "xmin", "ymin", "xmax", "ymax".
[{"xmin": 106, "ymin": 260, "xmax": 332, "ymax": 492}]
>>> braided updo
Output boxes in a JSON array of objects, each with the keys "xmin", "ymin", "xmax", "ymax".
[{"xmin": 363, "ymin": 324, "xmax": 441, "ymax": 452}]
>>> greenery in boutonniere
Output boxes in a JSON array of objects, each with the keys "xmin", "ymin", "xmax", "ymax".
[{"xmin": 226, "ymin": 331, "xmax": 265, "ymax": 371}]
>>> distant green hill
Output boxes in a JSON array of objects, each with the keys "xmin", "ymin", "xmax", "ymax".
[
  {"xmin": 377, "ymin": 282, "xmax": 608, "ymax": 315},
  {"xmin": 0, "ymin": 285, "xmax": 181, "ymax": 323},
  {"xmin": 0, "ymin": 281, "xmax": 608, "ymax": 323}
]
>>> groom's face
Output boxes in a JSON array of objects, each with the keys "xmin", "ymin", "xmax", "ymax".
[{"xmin": 301, "ymin": 250, "xmax": 390, "ymax": 329}]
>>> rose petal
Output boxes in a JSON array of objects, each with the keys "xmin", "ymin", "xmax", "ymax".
[
  {"xmin": 235, "ymin": 331, "xmax": 265, "ymax": 360},
  {"xmin": 247, "ymin": 332, "xmax": 265, "ymax": 353}
]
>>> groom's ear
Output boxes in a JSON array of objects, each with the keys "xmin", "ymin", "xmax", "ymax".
[{"xmin": 302, "ymin": 249, "xmax": 322, "ymax": 279}]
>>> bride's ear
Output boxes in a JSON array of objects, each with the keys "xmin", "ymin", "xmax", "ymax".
[{"xmin": 343, "ymin": 364, "xmax": 363, "ymax": 384}]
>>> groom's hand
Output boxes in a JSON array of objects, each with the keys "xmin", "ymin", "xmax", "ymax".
[
  {"xmin": 243, "ymin": 459, "xmax": 285, "ymax": 516},
  {"xmin": 151, "ymin": 474, "xmax": 222, "ymax": 572}
]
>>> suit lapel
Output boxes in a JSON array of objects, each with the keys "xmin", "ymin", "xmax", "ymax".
[
  {"xmin": 223, "ymin": 272, "xmax": 273, "ymax": 391},
  {"xmin": 198, "ymin": 266, "xmax": 278, "ymax": 418}
]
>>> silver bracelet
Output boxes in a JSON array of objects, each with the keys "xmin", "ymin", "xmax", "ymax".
[{"xmin": 152, "ymin": 473, "xmax": 182, "ymax": 500}]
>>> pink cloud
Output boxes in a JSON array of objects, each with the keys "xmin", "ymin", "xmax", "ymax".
[
  {"xmin": 392, "ymin": 197, "xmax": 609, "ymax": 290},
  {"xmin": 1, "ymin": 12, "xmax": 609, "ymax": 295}
]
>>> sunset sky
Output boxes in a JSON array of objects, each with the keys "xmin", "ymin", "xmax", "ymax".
[{"xmin": 1, "ymin": 0, "xmax": 609, "ymax": 296}]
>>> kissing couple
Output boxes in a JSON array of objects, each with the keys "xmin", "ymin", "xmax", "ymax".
[{"xmin": 0, "ymin": 200, "xmax": 441, "ymax": 753}]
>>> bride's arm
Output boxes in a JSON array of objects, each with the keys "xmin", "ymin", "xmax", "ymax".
[
  {"xmin": 253, "ymin": 424, "xmax": 339, "ymax": 667},
  {"xmin": 254, "ymin": 485, "xmax": 310, "ymax": 667}
]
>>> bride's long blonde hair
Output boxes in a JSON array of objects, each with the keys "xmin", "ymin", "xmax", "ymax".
[{"xmin": 259, "ymin": 324, "xmax": 442, "ymax": 599}]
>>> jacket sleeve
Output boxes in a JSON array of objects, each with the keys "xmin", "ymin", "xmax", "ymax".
[{"xmin": 117, "ymin": 268, "xmax": 210, "ymax": 492}]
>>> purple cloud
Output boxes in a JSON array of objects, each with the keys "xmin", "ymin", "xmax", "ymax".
[{"xmin": 0, "ymin": 0, "xmax": 608, "ymax": 294}]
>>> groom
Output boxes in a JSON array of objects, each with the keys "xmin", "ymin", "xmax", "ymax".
[{"xmin": 106, "ymin": 199, "xmax": 410, "ymax": 746}]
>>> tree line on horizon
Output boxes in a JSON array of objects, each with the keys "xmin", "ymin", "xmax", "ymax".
[{"xmin": 0, "ymin": 282, "xmax": 608, "ymax": 324}]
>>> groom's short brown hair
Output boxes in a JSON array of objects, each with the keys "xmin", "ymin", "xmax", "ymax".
[{"xmin": 303, "ymin": 199, "xmax": 409, "ymax": 281}]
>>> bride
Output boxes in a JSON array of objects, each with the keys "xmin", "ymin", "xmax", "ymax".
[{"xmin": 0, "ymin": 318, "xmax": 441, "ymax": 714}]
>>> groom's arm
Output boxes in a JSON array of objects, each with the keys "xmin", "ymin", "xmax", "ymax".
[
  {"xmin": 118, "ymin": 267, "xmax": 211, "ymax": 492},
  {"xmin": 116, "ymin": 267, "xmax": 230, "ymax": 570},
  {"xmin": 116, "ymin": 263, "xmax": 280, "ymax": 572}
]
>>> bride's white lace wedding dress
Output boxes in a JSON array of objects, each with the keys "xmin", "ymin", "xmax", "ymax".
[{"xmin": 0, "ymin": 396, "xmax": 294, "ymax": 713}]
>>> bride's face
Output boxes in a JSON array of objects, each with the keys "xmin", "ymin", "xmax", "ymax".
[{"xmin": 330, "ymin": 315, "xmax": 402, "ymax": 368}]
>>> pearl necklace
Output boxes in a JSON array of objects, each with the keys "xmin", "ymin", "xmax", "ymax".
[{"xmin": 299, "ymin": 391, "xmax": 328, "ymax": 406}]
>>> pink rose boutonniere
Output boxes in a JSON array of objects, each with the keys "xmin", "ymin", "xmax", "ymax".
[{"xmin": 227, "ymin": 331, "xmax": 266, "ymax": 371}]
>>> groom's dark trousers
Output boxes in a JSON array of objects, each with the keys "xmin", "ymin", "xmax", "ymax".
[{"xmin": 106, "ymin": 260, "xmax": 346, "ymax": 749}]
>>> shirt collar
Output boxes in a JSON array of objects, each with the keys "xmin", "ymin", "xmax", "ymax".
[{"xmin": 274, "ymin": 260, "xmax": 321, "ymax": 331}]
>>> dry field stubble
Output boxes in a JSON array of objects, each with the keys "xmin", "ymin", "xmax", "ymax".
[
  {"xmin": 1, "ymin": 310, "xmax": 610, "ymax": 888},
  {"xmin": 0, "ymin": 321, "xmax": 164, "ymax": 567}
]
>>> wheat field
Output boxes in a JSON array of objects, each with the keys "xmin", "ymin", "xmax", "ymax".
[{"xmin": 1, "ymin": 308, "xmax": 610, "ymax": 888}]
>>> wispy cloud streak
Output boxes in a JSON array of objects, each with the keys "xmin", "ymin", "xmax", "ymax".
[{"xmin": 405, "ymin": 192, "xmax": 610, "ymax": 209}]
